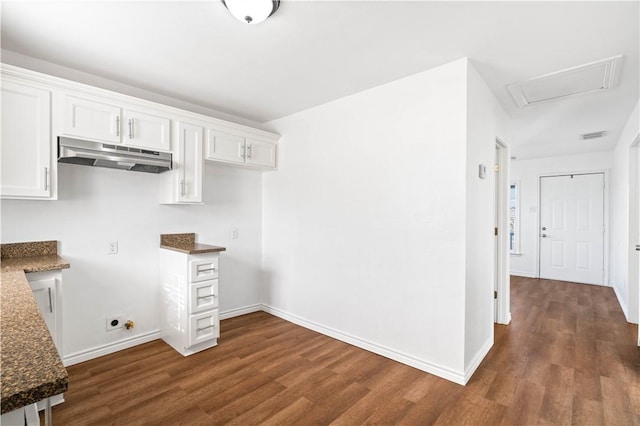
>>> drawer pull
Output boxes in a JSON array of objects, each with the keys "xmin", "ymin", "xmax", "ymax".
[
  {"xmin": 197, "ymin": 267, "xmax": 216, "ymax": 273},
  {"xmin": 197, "ymin": 295, "xmax": 215, "ymax": 300},
  {"xmin": 196, "ymin": 324, "xmax": 216, "ymax": 332}
]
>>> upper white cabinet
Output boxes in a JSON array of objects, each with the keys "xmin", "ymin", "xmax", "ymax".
[
  {"xmin": 206, "ymin": 129, "xmax": 277, "ymax": 168},
  {"xmin": 161, "ymin": 121, "xmax": 203, "ymax": 204},
  {"xmin": 206, "ymin": 129, "xmax": 245, "ymax": 164},
  {"xmin": 246, "ymin": 138, "xmax": 277, "ymax": 168},
  {"xmin": 63, "ymin": 95, "xmax": 121, "ymax": 143},
  {"xmin": 1, "ymin": 63, "xmax": 280, "ymax": 203},
  {"xmin": 1, "ymin": 80, "xmax": 54, "ymax": 199},
  {"xmin": 122, "ymin": 109, "xmax": 171, "ymax": 151},
  {"xmin": 62, "ymin": 94, "xmax": 171, "ymax": 152}
]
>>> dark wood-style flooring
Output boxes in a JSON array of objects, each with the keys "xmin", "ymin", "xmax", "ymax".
[{"xmin": 50, "ymin": 276, "xmax": 640, "ymax": 425}]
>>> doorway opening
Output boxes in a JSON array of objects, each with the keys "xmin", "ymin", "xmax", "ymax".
[{"xmin": 494, "ymin": 139, "xmax": 510, "ymax": 324}]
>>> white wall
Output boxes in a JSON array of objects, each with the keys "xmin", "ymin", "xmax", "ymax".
[
  {"xmin": 610, "ymin": 101, "xmax": 640, "ymax": 323},
  {"xmin": 509, "ymin": 151, "xmax": 613, "ymax": 279},
  {"xmin": 1, "ymin": 162, "xmax": 264, "ymax": 363},
  {"xmin": 262, "ymin": 58, "xmax": 504, "ymax": 384},
  {"xmin": 464, "ymin": 62, "xmax": 509, "ymax": 373}
]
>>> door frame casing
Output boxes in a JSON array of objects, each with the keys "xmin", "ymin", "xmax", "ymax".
[
  {"xmin": 536, "ymin": 170, "xmax": 610, "ymax": 286},
  {"xmin": 495, "ymin": 139, "xmax": 510, "ymax": 325},
  {"xmin": 628, "ymin": 136, "xmax": 639, "ymax": 326}
]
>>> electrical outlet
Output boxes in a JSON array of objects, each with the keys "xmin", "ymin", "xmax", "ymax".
[
  {"xmin": 106, "ymin": 315, "xmax": 125, "ymax": 331},
  {"xmin": 108, "ymin": 240, "xmax": 118, "ymax": 255},
  {"xmin": 231, "ymin": 228, "xmax": 239, "ymax": 239}
]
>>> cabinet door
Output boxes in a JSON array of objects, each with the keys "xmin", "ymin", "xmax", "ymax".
[
  {"xmin": 188, "ymin": 310, "xmax": 219, "ymax": 347},
  {"xmin": 29, "ymin": 278, "xmax": 58, "ymax": 349},
  {"xmin": 246, "ymin": 138, "xmax": 276, "ymax": 168},
  {"xmin": 63, "ymin": 95, "xmax": 121, "ymax": 143},
  {"xmin": 205, "ymin": 129, "xmax": 246, "ymax": 164},
  {"xmin": 1, "ymin": 81, "xmax": 52, "ymax": 198},
  {"xmin": 123, "ymin": 109, "xmax": 171, "ymax": 151},
  {"xmin": 189, "ymin": 280, "xmax": 219, "ymax": 314},
  {"xmin": 176, "ymin": 122, "xmax": 203, "ymax": 203}
]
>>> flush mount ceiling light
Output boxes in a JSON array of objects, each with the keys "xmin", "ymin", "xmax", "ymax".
[
  {"xmin": 507, "ymin": 55, "xmax": 623, "ymax": 108},
  {"xmin": 222, "ymin": 0, "xmax": 280, "ymax": 25}
]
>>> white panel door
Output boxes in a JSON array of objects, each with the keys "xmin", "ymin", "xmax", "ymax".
[
  {"xmin": 63, "ymin": 95, "xmax": 121, "ymax": 143},
  {"xmin": 539, "ymin": 173, "xmax": 604, "ymax": 285},
  {"xmin": 246, "ymin": 138, "xmax": 276, "ymax": 168},
  {"xmin": 205, "ymin": 129, "xmax": 246, "ymax": 164},
  {"xmin": 176, "ymin": 122, "xmax": 203, "ymax": 203},
  {"xmin": 1, "ymin": 81, "xmax": 51, "ymax": 198}
]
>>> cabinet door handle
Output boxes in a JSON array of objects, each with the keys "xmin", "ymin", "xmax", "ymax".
[
  {"xmin": 180, "ymin": 179, "xmax": 185, "ymax": 197},
  {"xmin": 247, "ymin": 144, "xmax": 252, "ymax": 159},
  {"xmin": 116, "ymin": 116, "xmax": 120, "ymax": 136},
  {"xmin": 196, "ymin": 324, "xmax": 216, "ymax": 332},
  {"xmin": 197, "ymin": 295, "xmax": 215, "ymax": 300},
  {"xmin": 44, "ymin": 167, "xmax": 49, "ymax": 191},
  {"xmin": 128, "ymin": 118, "xmax": 134, "ymax": 139},
  {"xmin": 48, "ymin": 288, "xmax": 53, "ymax": 313}
]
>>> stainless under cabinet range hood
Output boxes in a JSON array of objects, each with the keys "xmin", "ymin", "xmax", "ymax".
[{"xmin": 58, "ymin": 137, "xmax": 172, "ymax": 173}]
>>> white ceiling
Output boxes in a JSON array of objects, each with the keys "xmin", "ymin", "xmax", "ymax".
[{"xmin": 1, "ymin": 1, "xmax": 638, "ymax": 159}]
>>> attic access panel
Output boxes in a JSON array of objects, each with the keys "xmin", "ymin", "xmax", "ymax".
[{"xmin": 507, "ymin": 55, "xmax": 623, "ymax": 107}]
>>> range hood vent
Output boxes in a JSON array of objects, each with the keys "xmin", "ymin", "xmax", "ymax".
[{"xmin": 58, "ymin": 137, "xmax": 172, "ymax": 174}]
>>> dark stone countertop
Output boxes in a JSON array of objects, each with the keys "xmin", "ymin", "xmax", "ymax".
[
  {"xmin": 1, "ymin": 255, "xmax": 70, "ymax": 273},
  {"xmin": 160, "ymin": 233, "xmax": 226, "ymax": 254},
  {"xmin": 0, "ymin": 241, "xmax": 69, "ymax": 414},
  {"xmin": 1, "ymin": 271, "xmax": 69, "ymax": 414}
]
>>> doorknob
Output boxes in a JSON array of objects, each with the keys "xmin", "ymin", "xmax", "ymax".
[{"xmin": 541, "ymin": 234, "xmax": 549, "ymax": 238}]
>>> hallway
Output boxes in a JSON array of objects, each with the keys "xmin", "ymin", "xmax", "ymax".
[{"xmin": 479, "ymin": 276, "xmax": 639, "ymax": 424}]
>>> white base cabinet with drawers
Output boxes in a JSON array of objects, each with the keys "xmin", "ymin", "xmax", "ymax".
[{"xmin": 159, "ymin": 250, "xmax": 221, "ymax": 356}]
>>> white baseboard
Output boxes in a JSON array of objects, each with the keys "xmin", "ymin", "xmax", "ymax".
[
  {"xmin": 63, "ymin": 330, "xmax": 160, "ymax": 367},
  {"xmin": 612, "ymin": 282, "xmax": 630, "ymax": 322},
  {"xmin": 510, "ymin": 271, "xmax": 537, "ymax": 278},
  {"xmin": 496, "ymin": 311, "xmax": 512, "ymax": 326},
  {"xmin": 261, "ymin": 304, "xmax": 466, "ymax": 385},
  {"xmin": 63, "ymin": 303, "xmax": 494, "ymax": 387},
  {"xmin": 219, "ymin": 303, "xmax": 262, "ymax": 320},
  {"xmin": 61, "ymin": 304, "xmax": 261, "ymax": 366},
  {"xmin": 464, "ymin": 337, "xmax": 493, "ymax": 384}
]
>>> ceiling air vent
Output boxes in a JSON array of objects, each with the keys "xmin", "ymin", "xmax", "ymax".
[
  {"xmin": 507, "ymin": 55, "xmax": 623, "ymax": 108},
  {"xmin": 581, "ymin": 131, "xmax": 607, "ymax": 140}
]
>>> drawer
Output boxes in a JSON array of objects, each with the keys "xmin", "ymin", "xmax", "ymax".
[
  {"xmin": 189, "ymin": 256, "xmax": 219, "ymax": 283},
  {"xmin": 188, "ymin": 310, "xmax": 220, "ymax": 347},
  {"xmin": 189, "ymin": 280, "xmax": 219, "ymax": 314}
]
